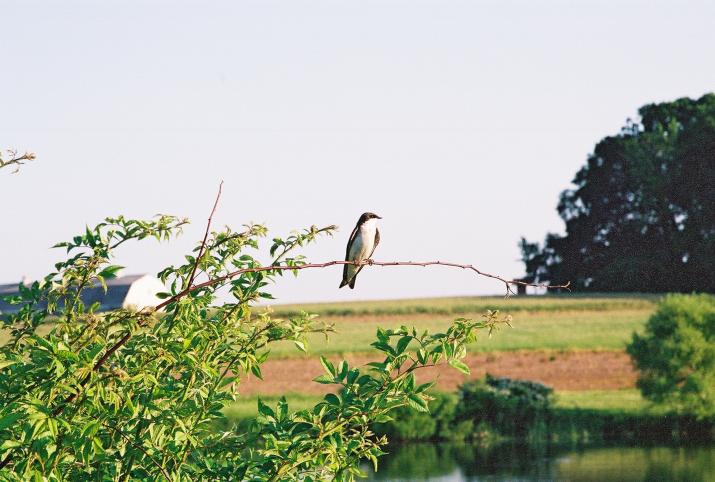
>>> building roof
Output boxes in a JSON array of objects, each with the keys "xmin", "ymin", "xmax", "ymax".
[{"xmin": 0, "ymin": 274, "xmax": 161, "ymax": 315}]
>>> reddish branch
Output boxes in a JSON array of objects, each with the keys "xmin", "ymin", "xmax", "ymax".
[{"xmin": 165, "ymin": 259, "xmax": 569, "ymax": 309}]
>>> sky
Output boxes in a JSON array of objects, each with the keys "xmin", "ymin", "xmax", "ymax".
[{"xmin": 2, "ymin": 0, "xmax": 714, "ymax": 304}]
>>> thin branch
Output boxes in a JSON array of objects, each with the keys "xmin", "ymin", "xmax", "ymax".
[
  {"xmin": 187, "ymin": 181, "xmax": 223, "ymax": 288},
  {"xmin": 167, "ymin": 259, "xmax": 570, "ymax": 306},
  {"xmin": 0, "ymin": 150, "xmax": 36, "ymax": 173},
  {"xmin": 103, "ymin": 421, "xmax": 171, "ymax": 481}
]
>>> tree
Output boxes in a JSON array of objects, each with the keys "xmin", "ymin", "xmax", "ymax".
[
  {"xmin": 0, "ymin": 190, "xmax": 516, "ymax": 480},
  {"xmin": 627, "ymin": 294, "xmax": 715, "ymax": 417},
  {"xmin": 520, "ymin": 94, "xmax": 715, "ymax": 292}
]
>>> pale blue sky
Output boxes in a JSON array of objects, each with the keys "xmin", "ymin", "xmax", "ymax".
[{"xmin": 2, "ymin": 0, "xmax": 714, "ymax": 303}]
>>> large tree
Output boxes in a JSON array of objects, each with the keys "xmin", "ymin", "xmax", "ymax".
[{"xmin": 521, "ymin": 94, "xmax": 715, "ymax": 293}]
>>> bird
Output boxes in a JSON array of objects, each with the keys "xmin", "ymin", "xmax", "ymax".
[{"xmin": 339, "ymin": 212, "xmax": 382, "ymax": 289}]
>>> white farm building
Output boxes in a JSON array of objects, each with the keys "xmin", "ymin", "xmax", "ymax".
[{"xmin": 0, "ymin": 274, "xmax": 166, "ymax": 315}]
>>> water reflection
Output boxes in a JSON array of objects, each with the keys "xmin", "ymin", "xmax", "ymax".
[{"xmin": 363, "ymin": 443, "xmax": 715, "ymax": 481}]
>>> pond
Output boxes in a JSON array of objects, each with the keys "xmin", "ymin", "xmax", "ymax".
[{"xmin": 363, "ymin": 442, "xmax": 715, "ymax": 481}]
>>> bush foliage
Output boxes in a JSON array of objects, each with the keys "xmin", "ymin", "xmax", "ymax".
[
  {"xmin": 0, "ymin": 214, "xmax": 510, "ymax": 481},
  {"xmin": 627, "ymin": 293, "xmax": 715, "ymax": 417},
  {"xmin": 373, "ymin": 376, "xmax": 714, "ymax": 445}
]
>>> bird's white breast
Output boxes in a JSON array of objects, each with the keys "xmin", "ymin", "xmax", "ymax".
[{"xmin": 349, "ymin": 219, "xmax": 377, "ymax": 261}]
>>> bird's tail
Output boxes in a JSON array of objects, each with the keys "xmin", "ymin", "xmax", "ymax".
[{"xmin": 338, "ymin": 277, "xmax": 356, "ymax": 289}]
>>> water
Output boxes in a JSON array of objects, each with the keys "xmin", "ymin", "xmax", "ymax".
[{"xmin": 363, "ymin": 443, "xmax": 715, "ymax": 481}]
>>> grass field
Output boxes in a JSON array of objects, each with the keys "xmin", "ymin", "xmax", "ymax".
[
  {"xmin": 2, "ymin": 294, "xmax": 658, "ymax": 355},
  {"xmin": 263, "ymin": 294, "xmax": 657, "ymax": 358},
  {"xmin": 268, "ymin": 294, "xmax": 659, "ymax": 318}
]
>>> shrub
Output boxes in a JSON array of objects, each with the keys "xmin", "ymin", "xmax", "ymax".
[
  {"xmin": 627, "ymin": 293, "xmax": 715, "ymax": 417},
  {"xmin": 373, "ymin": 392, "xmax": 458, "ymax": 441},
  {"xmin": 0, "ymin": 215, "xmax": 511, "ymax": 481},
  {"xmin": 456, "ymin": 375, "xmax": 553, "ymax": 439}
]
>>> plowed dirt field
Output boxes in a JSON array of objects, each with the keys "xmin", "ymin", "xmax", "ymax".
[{"xmin": 238, "ymin": 349, "xmax": 636, "ymax": 395}]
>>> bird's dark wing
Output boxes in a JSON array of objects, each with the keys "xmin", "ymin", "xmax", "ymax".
[
  {"xmin": 339, "ymin": 221, "xmax": 360, "ymax": 288},
  {"xmin": 348, "ymin": 228, "xmax": 379, "ymax": 289},
  {"xmin": 369, "ymin": 228, "xmax": 380, "ymax": 258}
]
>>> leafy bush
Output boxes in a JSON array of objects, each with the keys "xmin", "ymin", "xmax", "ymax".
[
  {"xmin": 374, "ymin": 376, "xmax": 554, "ymax": 443},
  {"xmin": 456, "ymin": 375, "xmax": 553, "ymax": 439},
  {"xmin": 627, "ymin": 293, "xmax": 715, "ymax": 417},
  {"xmin": 372, "ymin": 392, "xmax": 460, "ymax": 441},
  {"xmin": 0, "ymin": 215, "xmax": 510, "ymax": 481}
]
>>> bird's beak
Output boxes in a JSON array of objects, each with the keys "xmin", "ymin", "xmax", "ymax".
[{"xmin": 375, "ymin": 215, "xmax": 383, "ymax": 219}]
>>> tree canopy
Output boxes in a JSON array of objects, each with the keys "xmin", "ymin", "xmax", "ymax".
[
  {"xmin": 627, "ymin": 293, "xmax": 715, "ymax": 417},
  {"xmin": 521, "ymin": 94, "xmax": 715, "ymax": 292}
]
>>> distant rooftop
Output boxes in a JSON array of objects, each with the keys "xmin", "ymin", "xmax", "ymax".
[{"xmin": 0, "ymin": 274, "xmax": 165, "ymax": 315}]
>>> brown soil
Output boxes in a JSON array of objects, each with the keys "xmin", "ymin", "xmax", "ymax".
[{"xmin": 238, "ymin": 350, "xmax": 637, "ymax": 395}]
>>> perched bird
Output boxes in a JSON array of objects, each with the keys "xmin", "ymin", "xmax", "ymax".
[{"xmin": 339, "ymin": 212, "xmax": 382, "ymax": 289}]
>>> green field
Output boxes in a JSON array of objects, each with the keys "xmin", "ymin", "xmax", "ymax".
[
  {"xmin": 263, "ymin": 294, "xmax": 657, "ymax": 358},
  {"xmin": 1, "ymin": 294, "xmax": 658, "ymax": 355},
  {"xmin": 268, "ymin": 293, "xmax": 659, "ymax": 318}
]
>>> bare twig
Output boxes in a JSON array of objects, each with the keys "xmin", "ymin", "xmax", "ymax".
[
  {"xmin": 187, "ymin": 181, "xmax": 223, "ymax": 288},
  {"xmin": 103, "ymin": 421, "xmax": 171, "ymax": 481},
  {"xmin": 165, "ymin": 259, "xmax": 570, "ymax": 306},
  {"xmin": 0, "ymin": 150, "xmax": 36, "ymax": 173}
]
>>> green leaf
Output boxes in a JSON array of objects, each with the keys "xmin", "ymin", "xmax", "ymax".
[
  {"xmin": 337, "ymin": 360, "xmax": 348, "ymax": 381},
  {"xmin": 417, "ymin": 348, "xmax": 427, "ymax": 364},
  {"xmin": 346, "ymin": 368, "xmax": 359, "ymax": 385},
  {"xmin": 0, "ymin": 439, "xmax": 22, "ymax": 450},
  {"xmin": 92, "ymin": 437, "xmax": 105, "ymax": 455},
  {"xmin": 396, "ymin": 336, "xmax": 411, "ymax": 355},
  {"xmin": 0, "ymin": 412, "xmax": 22, "ymax": 431},
  {"xmin": 405, "ymin": 372, "xmax": 415, "ymax": 391},
  {"xmin": 319, "ymin": 356, "xmax": 335, "ymax": 377},
  {"xmin": 448, "ymin": 359, "xmax": 470, "ymax": 375},
  {"xmin": 250, "ymin": 364, "xmax": 263, "ymax": 380},
  {"xmin": 98, "ymin": 265, "xmax": 124, "ymax": 280},
  {"xmin": 407, "ymin": 393, "xmax": 429, "ymax": 412},
  {"xmin": 313, "ymin": 375, "xmax": 335, "ymax": 384},
  {"xmin": 415, "ymin": 381, "xmax": 435, "ymax": 393},
  {"xmin": 325, "ymin": 393, "xmax": 341, "ymax": 406},
  {"xmin": 366, "ymin": 362, "xmax": 386, "ymax": 371},
  {"xmin": 257, "ymin": 399, "xmax": 276, "ymax": 419},
  {"xmin": 0, "ymin": 359, "xmax": 17, "ymax": 370},
  {"xmin": 370, "ymin": 341, "xmax": 395, "ymax": 356}
]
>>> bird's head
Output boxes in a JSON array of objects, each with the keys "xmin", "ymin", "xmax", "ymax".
[{"xmin": 359, "ymin": 212, "xmax": 382, "ymax": 224}]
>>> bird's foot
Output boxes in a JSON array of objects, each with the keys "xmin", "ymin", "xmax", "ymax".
[{"xmin": 365, "ymin": 258, "xmax": 375, "ymax": 265}]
